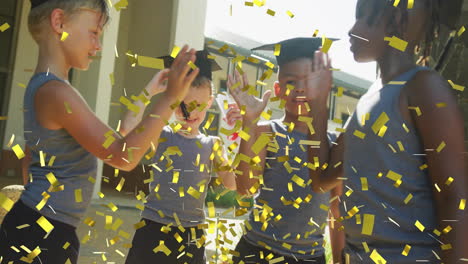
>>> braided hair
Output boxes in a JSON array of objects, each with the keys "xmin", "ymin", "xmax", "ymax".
[{"xmin": 360, "ymin": 0, "xmax": 441, "ymax": 66}]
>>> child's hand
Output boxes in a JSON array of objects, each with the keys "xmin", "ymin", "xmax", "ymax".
[
  {"xmin": 225, "ymin": 105, "xmax": 242, "ymax": 126},
  {"xmin": 305, "ymin": 50, "xmax": 333, "ymax": 103},
  {"xmin": 164, "ymin": 45, "xmax": 199, "ymax": 101},
  {"xmin": 145, "ymin": 69, "xmax": 169, "ymax": 97},
  {"xmin": 228, "ymin": 70, "xmax": 271, "ymax": 123}
]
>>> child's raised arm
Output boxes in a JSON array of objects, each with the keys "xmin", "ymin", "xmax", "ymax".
[
  {"xmin": 34, "ymin": 46, "xmax": 199, "ymax": 172},
  {"xmin": 405, "ymin": 70, "xmax": 467, "ymax": 263},
  {"xmin": 119, "ymin": 69, "xmax": 170, "ymax": 137},
  {"xmin": 229, "ymin": 70, "xmax": 271, "ymax": 195},
  {"xmin": 304, "ymin": 51, "xmax": 342, "ymax": 193}
]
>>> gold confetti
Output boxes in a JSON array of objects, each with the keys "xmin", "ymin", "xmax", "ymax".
[
  {"xmin": 153, "ymin": 241, "xmax": 171, "ymax": 256},
  {"xmin": 171, "ymin": 46, "xmax": 181, "ymax": 58},
  {"xmin": 60, "ymin": 32, "xmax": 69, "ymax": 41},
  {"xmin": 321, "ymin": 36, "xmax": 334, "ymax": 53},
  {"xmin": 12, "ymin": 144, "xmax": 25, "ymax": 159},
  {"xmin": 353, "ymin": 130, "xmax": 366, "ymax": 139},
  {"xmin": 137, "ymin": 56, "xmax": 164, "ymax": 69},
  {"xmin": 459, "ymin": 199, "xmax": 466, "ymax": 210},
  {"xmin": 402, "ymin": 245, "xmax": 411, "ymax": 256},
  {"xmin": 436, "ymin": 141, "xmax": 446, "ymax": 153},
  {"xmin": 370, "ymin": 249, "xmax": 387, "ymax": 264},
  {"xmin": 335, "ymin": 86, "xmax": 344, "ymax": 97},
  {"xmin": 372, "ymin": 112, "xmax": 389, "ymax": 134},
  {"xmin": 407, "ymin": 0, "xmax": 414, "ymax": 8},
  {"xmin": 37, "ymin": 216, "xmax": 54, "ymax": 234},
  {"xmin": 404, "ymin": 193, "xmax": 413, "ymax": 204},
  {"xmin": 75, "ymin": 189, "xmax": 82, "ymax": 203},
  {"xmin": 362, "ymin": 214, "xmax": 375, "ymax": 235},
  {"xmin": 0, "ymin": 192, "xmax": 14, "ymax": 212},
  {"xmin": 39, "ymin": 151, "xmax": 46, "ymax": 167},
  {"xmin": 0, "ymin": 23, "xmax": 10, "ymax": 32},
  {"xmin": 457, "ymin": 26, "xmax": 465, "ymax": 37},
  {"xmin": 361, "ymin": 177, "xmax": 369, "ymax": 191},
  {"xmin": 384, "ymin": 36, "xmax": 408, "ymax": 52},
  {"xmin": 415, "ymin": 220, "xmax": 425, "ymax": 232},
  {"xmin": 448, "ymin": 80, "xmax": 465, "ymax": 92},
  {"xmin": 116, "ymin": 177, "xmax": 125, "ymax": 192},
  {"xmin": 274, "ymin": 44, "xmax": 281, "ymax": 56},
  {"xmin": 102, "ymin": 136, "xmax": 115, "ymax": 149},
  {"xmin": 286, "ymin": 10, "xmax": 294, "ymax": 18},
  {"xmin": 266, "ymin": 9, "xmax": 276, "ymax": 16}
]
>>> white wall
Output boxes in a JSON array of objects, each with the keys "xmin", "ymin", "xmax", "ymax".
[{"xmin": 3, "ymin": 0, "xmax": 37, "ymax": 149}]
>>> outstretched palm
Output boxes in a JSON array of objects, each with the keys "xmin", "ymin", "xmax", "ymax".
[{"xmin": 227, "ymin": 70, "xmax": 271, "ymax": 122}]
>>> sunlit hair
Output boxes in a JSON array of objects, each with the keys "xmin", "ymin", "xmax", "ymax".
[
  {"xmin": 191, "ymin": 76, "xmax": 213, "ymax": 95},
  {"xmin": 28, "ymin": 0, "xmax": 110, "ymax": 42}
]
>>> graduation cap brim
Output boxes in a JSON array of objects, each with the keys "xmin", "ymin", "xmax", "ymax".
[
  {"xmin": 252, "ymin": 37, "xmax": 339, "ymax": 66},
  {"xmin": 159, "ymin": 50, "xmax": 222, "ymax": 81}
]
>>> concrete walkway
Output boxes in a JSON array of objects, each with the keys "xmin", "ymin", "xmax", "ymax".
[{"xmin": 77, "ymin": 188, "xmax": 247, "ymax": 264}]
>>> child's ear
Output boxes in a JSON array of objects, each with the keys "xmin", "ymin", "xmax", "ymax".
[
  {"xmin": 274, "ymin": 82, "xmax": 281, "ymax": 96},
  {"xmin": 385, "ymin": 7, "xmax": 404, "ymax": 37},
  {"xmin": 50, "ymin": 8, "xmax": 66, "ymax": 35},
  {"xmin": 207, "ymin": 96, "xmax": 214, "ymax": 108}
]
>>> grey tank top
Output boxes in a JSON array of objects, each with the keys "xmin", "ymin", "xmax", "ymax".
[
  {"xmin": 21, "ymin": 72, "xmax": 97, "ymax": 227},
  {"xmin": 341, "ymin": 67, "xmax": 440, "ymax": 263},
  {"xmin": 142, "ymin": 126, "xmax": 215, "ymax": 227},
  {"xmin": 244, "ymin": 120, "xmax": 331, "ymax": 259}
]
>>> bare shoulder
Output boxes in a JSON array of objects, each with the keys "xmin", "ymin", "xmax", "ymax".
[{"xmin": 405, "ymin": 69, "xmax": 457, "ymax": 104}]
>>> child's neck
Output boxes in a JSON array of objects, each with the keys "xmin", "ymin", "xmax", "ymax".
[
  {"xmin": 35, "ymin": 42, "xmax": 70, "ymax": 81},
  {"xmin": 282, "ymin": 114, "xmax": 309, "ymax": 134},
  {"xmin": 177, "ymin": 126, "xmax": 201, "ymax": 138},
  {"xmin": 377, "ymin": 49, "xmax": 417, "ymax": 84}
]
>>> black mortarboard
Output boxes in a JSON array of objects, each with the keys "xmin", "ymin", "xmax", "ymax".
[
  {"xmin": 30, "ymin": 0, "xmax": 48, "ymax": 9},
  {"xmin": 252, "ymin": 37, "xmax": 338, "ymax": 66},
  {"xmin": 159, "ymin": 50, "xmax": 222, "ymax": 81}
]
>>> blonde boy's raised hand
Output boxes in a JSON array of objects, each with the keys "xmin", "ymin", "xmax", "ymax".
[
  {"xmin": 228, "ymin": 70, "xmax": 271, "ymax": 123},
  {"xmin": 145, "ymin": 69, "xmax": 170, "ymax": 97},
  {"xmin": 164, "ymin": 45, "xmax": 199, "ymax": 102}
]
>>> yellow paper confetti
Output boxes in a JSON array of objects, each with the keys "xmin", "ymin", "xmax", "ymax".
[
  {"xmin": 37, "ymin": 216, "xmax": 54, "ymax": 234},
  {"xmin": 361, "ymin": 177, "xmax": 369, "ymax": 191},
  {"xmin": 60, "ymin": 32, "xmax": 69, "ymax": 41},
  {"xmin": 448, "ymin": 80, "xmax": 465, "ymax": 92},
  {"xmin": 116, "ymin": 177, "xmax": 125, "ymax": 192},
  {"xmin": 457, "ymin": 26, "xmax": 465, "ymax": 37},
  {"xmin": 171, "ymin": 46, "xmax": 181, "ymax": 58},
  {"xmin": 436, "ymin": 141, "xmax": 446, "ymax": 153},
  {"xmin": 353, "ymin": 130, "xmax": 366, "ymax": 139},
  {"xmin": 321, "ymin": 36, "xmax": 334, "ymax": 53},
  {"xmin": 370, "ymin": 249, "xmax": 387, "ymax": 264},
  {"xmin": 138, "ymin": 56, "xmax": 164, "ymax": 69},
  {"xmin": 266, "ymin": 9, "xmax": 276, "ymax": 16},
  {"xmin": 459, "ymin": 199, "xmax": 466, "ymax": 210},
  {"xmin": 75, "ymin": 189, "xmax": 82, "ymax": 203},
  {"xmin": 384, "ymin": 36, "xmax": 408, "ymax": 52},
  {"xmin": 415, "ymin": 220, "xmax": 425, "ymax": 232},
  {"xmin": 362, "ymin": 214, "xmax": 375, "ymax": 235},
  {"xmin": 0, "ymin": 192, "xmax": 14, "ymax": 212},
  {"xmin": 286, "ymin": 10, "xmax": 294, "ymax": 18},
  {"xmin": 0, "ymin": 23, "xmax": 10, "ymax": 32},
  {"xmin": 402, "ymin": 244, "xmax": 411, "ymax": 256},
  {"xmin": 372, "ymin": 112, "xmax": 389, "ymax": 134},
  {"xmin": 12, "ymin": 144, "xmax": 25, "ymax": 159}
]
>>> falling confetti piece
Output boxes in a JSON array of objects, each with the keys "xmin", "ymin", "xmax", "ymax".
[{"xmin": 0, "ymin": 23, "xmax": 10, "ymax": 32}]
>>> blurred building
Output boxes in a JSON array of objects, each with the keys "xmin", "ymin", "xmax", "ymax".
[{"xmin": 1, "ymin": 0, "xmax": 466, "ymax": 193}]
